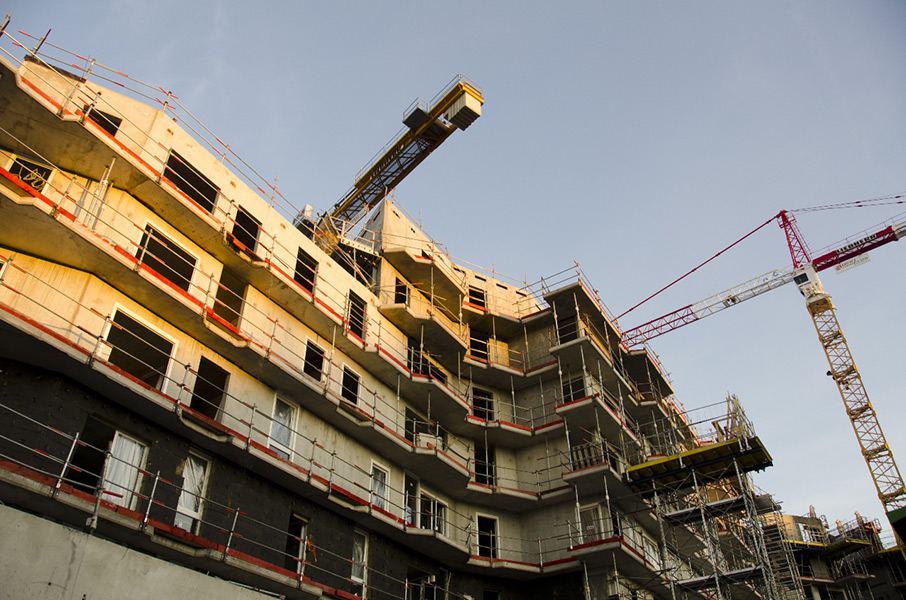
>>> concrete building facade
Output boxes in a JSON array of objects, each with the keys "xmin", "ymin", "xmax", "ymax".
[{"xmin": 0, "ymin": 24, "xmax": 876, "ymax": 600}]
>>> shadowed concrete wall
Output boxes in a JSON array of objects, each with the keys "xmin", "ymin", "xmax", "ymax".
[{"xmin": 0, "ymin": 504, "xmax": 274, "ymax": 600}]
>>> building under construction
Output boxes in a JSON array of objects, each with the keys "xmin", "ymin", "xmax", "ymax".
[{"xmin": 0, "ymin": 20, "xmax": 897, "ymax": 600}]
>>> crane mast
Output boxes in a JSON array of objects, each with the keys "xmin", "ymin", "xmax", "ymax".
[
  {"xmin": 779, "ymin": 213, "xmax": 906, "ymax": 542},
  {"xmin": 621, "ymin": 209, "xmax": 906, "ymax": 544}
]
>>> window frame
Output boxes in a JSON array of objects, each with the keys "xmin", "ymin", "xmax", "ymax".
[
  {"xmin": 341, "ymin": 365, "xmax": 361, "ymax": 405},
  {"xmin": 294, "ymin": 247, "xmax": 318, "ymax": 295},
  {"xmin": 104, "ymin": 306, "xmax": 176, "ymax": 393},
  {"xmin": 269, "ymin": 396, "xmax": 297, "ymax": 460},
  {"xmin": 137, "ymin": 222, "xmax": 198, "ymax": 293},
  {"xmin": 174, "ymin": 451, "xmax": 211, "ymax": 534},
  {"xmin": 476, "ymin": 514, "xmax": 498, "ymax": 559},
  {"xmin": 347, "ymin": 291, "xmax": 367, "ymax": 340},
  {"xmin": 101, "ymin": 430, "xmax": 148, "ymax": 510},
  {"xmin": 472, "ymin": 387, "xmax": 495, "ymax": 421},
  {"xmin": 351, "ymin": 528, "xmax": 369, "ymax": 596},
  {"xmin": 370, "ymin": 461, "xmax": 390, "ymax": 512},
  {"xmin": 303, "ymin": 340, "xmax": 325, "ymax": 382},
  {"xmin": 285, "ymin": 513, "xmax": 310, "ymax": 574}
]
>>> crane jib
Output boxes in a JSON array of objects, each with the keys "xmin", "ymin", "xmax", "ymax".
[{"xmin": 812, "ymin": 226, "xmax": 897, "ymax": 272}]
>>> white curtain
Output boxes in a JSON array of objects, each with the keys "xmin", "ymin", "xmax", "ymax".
[
  {"xmin": 104, "ymin": 433, "xmax": 146, "ymax": 508},
  {"xmin": 177, "ymin": 455, "xmax": 208, "ymax": 517},
  {"xmin": 371, "ymin": 467, "xmax": 387, "ymax": 510}
]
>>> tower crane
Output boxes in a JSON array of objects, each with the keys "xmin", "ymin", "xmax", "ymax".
[
  {"xmin": 622, "ymin": 209, "xmax": 906, "ymax": 543},
  {"xmin": 298, "ymin": 76, "xmax": 483, "ymax": 259}
]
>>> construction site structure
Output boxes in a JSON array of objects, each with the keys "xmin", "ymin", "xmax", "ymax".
[{"xmin": 0, "ymin": 19, "xmax": 886, "ymax": 600}]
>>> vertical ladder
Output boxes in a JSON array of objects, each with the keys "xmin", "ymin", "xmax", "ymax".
[{"xmin": 760, "ymin": 515, "xmax": 806, "ymax": 600}]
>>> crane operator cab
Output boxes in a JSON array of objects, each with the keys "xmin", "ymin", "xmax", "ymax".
[{"xmin": 792, "ymin": 266, "xmax": 827, "ymax": 303}]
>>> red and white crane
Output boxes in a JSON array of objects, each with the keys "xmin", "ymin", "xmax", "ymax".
[{"xmin": 621, "ymin": 207, "xmax": 906, "ymax": 542}]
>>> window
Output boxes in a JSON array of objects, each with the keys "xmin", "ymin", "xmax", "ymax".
[
  {"xmin": 284, "ymin": 513, "xmax": 309, "ymax": 574},
  {"xmin": 562, "ymin": 375, "xmax": 586, "ymax": 403},
  {"xmin": 351, "ymin": 529, "xmax": 368, "ymax": 597},
  {"xmin": 164, "ymin": 150, "xmax": 219, "ymax": 213},
  {"xmin": 580, "ymin": 505, "xmax": 602, "ymax": 544},
  {"xmin": 190, "ymin": 357, "xmax": 229, "ymax": 420},
  {"xmin": 231, "ymin": 205, "xmax": 261, "ymax": 254},
  {"xmin": 406, "ymin": 409, "xmax": 442, "ymax": 447},
  {"xmin": 467, "ymin": 286, "xmax": 487, "ymax": 309},
  {"xmin": 342, "ymin": 367, "xmax": 360, "ymax": 404},
  {"xmin": 294, "ymin": 248, "xmax": 318, "ymax": 294},
  {"xmin": 394, "ymin": 278, "xmax": 408, "ymax": 305},
  {"xmin": 420, "ymin": 494, "xmax": 446, "ymax": 535},
  {"xmin": 269, "ymin": 398, "xmax": 296, "ymax": 460},
  {"xmin": 469, "ymin": 331, "xmax": 489, "ymax": 362},
  {"xmin": 472, "ymin": 388, "xmax": 494, "ymax": 421},
  {"xmin": 477, "ymin": 516, "xmax": 497, "ymax": 559},
  {"xmin": 557, "ymin": 312, "xmax": 579, "ymax": 344},
  {"xmin": 474, "ymin": 442, "xmax": 496, "ymax": 486},
  {"xmin": 304, "ymin": 341, "xmax": 325, "ymax": 381},
  {"xmin": 174, "ymin": 453, "xmax": 210, "ymax": 533},
  {"xmin": 347, "ymin": 291, "xmax": 366, "ymax": 339},
  {"xmin": 137, "ymin": 225, "xmax": 196, "ymax": 292},
  {"xmin": 405, "ymin": 473, "xmax": 418, "ymax": 526},
  {"xmin": 371, "ymin": 464, "xmax": 389, "ymax": 511},
  {"xmin": 83, "ymin": 104, "xmax": 122, "ymax": 137},
  {"xmin": 104, "ymin": 431, "xmax": 147, "ymax": 509},
  {"xmin": 67, "ymin": 419, "xmax": 148, "ymax": 510},
  {"xmin": 106, "ymin": 310, "xmax": 173, "ymax": 390},
  {"xmin": 407, "ymin": 337, "xmax": 428, "ymax": 376},
  {"xmin": 407, "ymin": 570, "xmax": 440, "ymax": 600},
  {"xmin": 213, "ymin": 268, "xmax": 245, "ymax": 328},
  {"xmin": 9, "ymin": 157, "xmax": 52, "ymax": 192}
]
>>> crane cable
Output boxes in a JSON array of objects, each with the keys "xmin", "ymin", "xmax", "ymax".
[
  {"xmin": 616, "ymin": 214, "xmax": 780, "ymax": 320},
  {"xmin": 617, "ymin": 190, "xmax": 906, "ymax": 321}
]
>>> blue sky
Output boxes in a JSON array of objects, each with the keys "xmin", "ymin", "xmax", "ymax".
[{"xmin": 8, "ymin": 1, "xmax": 906, "ymax": 528}]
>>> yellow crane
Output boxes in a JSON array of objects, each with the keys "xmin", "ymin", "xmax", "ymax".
[{"xmin": 622, "ymin": 208, "xmax": 906, "ymax": 546}]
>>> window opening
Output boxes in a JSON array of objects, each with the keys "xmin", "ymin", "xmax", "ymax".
[
  {"xmin": 474, "ymin": 442, "xmax": 496, "ymax": 486},
  {"xmin": 213, "ymin": 268, "xmax": 245, "ymax": 328},
  {"xmin": 407, "ymin": 337, "xmax": 428, "ymax": 376},
  {"xmin": 284, "ymin": 513, "xmax": 309, "ymax": 574},
  {"xmin": 83, "ymin": 104, "xmax": 122, "ymax": 137},
  {"xmin": 303, "ymin": 341, "xmax": 325, "ymax": 381},
  {"xmin": 394, "ymin": 277, "xmax": 408, "ymax": 305},
  {"xmin": 190, "ymin": 357, "xmax": 229, "ymax": 420},
  {"xmin": 371, "ymin": 464, "xmax": 389, "ymax": 511},
  {"xmin": 469, "ymin": 330, "xmax": 489, "ymax": 362},
  {"xmin": 477, "ymin": 516, "xmax": 497, "ymax": 559},
  {"xmin": 104, "ymin": 431, "xmax": 147, "ymax": 510},
  {"xmin": 342, "ymin": 367, "xmax": 360, "ymax": 404},
  {"xmin": 562, "ymin": 375, "xmax": 586, "ymax": 404},
  {"xmin": 106, "ymin": 310, "xmax": 173, "ymax": 390},
  {"xmin": 231, "ymin": 205, "xmax": 261, "ymax": 254},
  {"xmin": 138, "ymin": 225, "xmax": 196, "ymax": 292},
  {"xmin": 407, "ymin": 569, "xmax": 439, "ymax": 600},
  {"xmin": 269, "ymin": 398, "xmax": 296, "ymax": 460},
  {"xmin": 67, "ymin": 419, "xmax": 148, "ymax": 510},
  {"xmin": 347, "ymin": 291, "xmax": 366, "ymax": 339},
  {"xmin": 472, "ymin": 388, "xmax": 495, "ymax": 421},
  {"xmin": 351, "ymin": 529, "xmax": 368, "ymax": 596},
  {"xmin": 467, "ymin": 286, "xmax": 487, "ymax": 309},
  {"xmin": 174, "ymin": 453, "xmax": 210, "ymax": 533},
  {"xmin": 557, "ymin": 312, "xmax": 579, "ymax": 344},
  {"xmin": 580, "ymin": 505, "xmax": 602, "ymax": 544},
  {"xmin": 294, "ymin": 248, "xmax": 318, "ymax": 294},
  {"xmin": 406, "ymin": 409, "xmax": 442, "ymax": 447},
  {"xmin": 164, "ymin": 150, "xmax": 219, "ymax": 213},
  {"xmin": 405, "ymin": 474, "xmax": 419, "ymax": 526},
  {"xmin": 9, "ymin": 157, "xmax": 52, "ymax": 192},
  {"xmin": 420, "ymin": 494, "xmax": 446, "ymax": 535}
]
